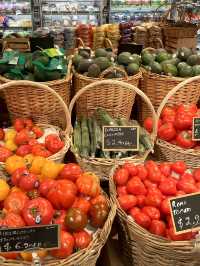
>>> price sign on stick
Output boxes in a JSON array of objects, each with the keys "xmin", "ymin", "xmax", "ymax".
[
  {"xmin": 192, "ymin": 117, "xmax": 200, "ymax": 140},
  {"xmin": 0, "ymin": 224, "xmax": 60, "ymax": 253},
  {"xmin": 102, "ymin": 126, "xmax": 139, "ymax": 151},
  {"xmin": 169, "ymin": 193, "xmax": 200, "ymax": 234}
]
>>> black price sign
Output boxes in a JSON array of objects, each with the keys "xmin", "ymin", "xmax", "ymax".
[
  {"xmin": 0, "ymin": 225, "xmax": 60, "ymax": 253},
  {"xmin": 192, "ymin": 117, "xmax": 200, "ymax": 140},
  {"xmin": 169, "ymin": 193, "xmax": 200, "ymax": 234},
  {"xmin": 102, "ymin": 126, "xmax": 139, "ymax": 151}
]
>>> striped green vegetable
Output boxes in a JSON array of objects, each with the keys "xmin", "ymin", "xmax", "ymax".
[
  {"xmin": 80, "ymin": 117, "xmax": 90, "ymax": 157},
  {"xmin": 73, "ymin": 120, "xmax": 81, "ymax": 153}
]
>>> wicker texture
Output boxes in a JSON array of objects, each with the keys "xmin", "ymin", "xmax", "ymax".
[
  {"xmin": 156, "ymin": 75, "xmax": 200, "ymax": 168},
  {"xmin": 0, "ymin": 80, "xmax": 71, "ymax": 163},
  {"xmin": 109, "ymin": 167, "xmax": 200, "ymax": 266},
  {"xmin": 0, "ymin": 196, "xmax": 116, "ymax": 266},
  {"xmin": 0, "ymin": 61, "xmax": 72, "ymax": 129},
  {"xmin": 69, "ymin": 80, "xmax": 157, "ymax": 180},
  {"xmin": 74, "ymin": 68, "xmax": 142, "ymax": 119}
]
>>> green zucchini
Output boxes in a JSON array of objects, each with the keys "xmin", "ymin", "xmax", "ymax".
[
  {"xmin": 80, "ymin": 117, "xmax": 90, "ymax": 157},
  {"xmin": 95, "ymin": 107, "xmax": 118, "ymax": 126},
  {"xmin": 87, "ymin": 117, "xmax": 95, "ymax": 157},
  {"xmin": 73, "ymin": 120, "xmax": 81, "ymax": 154}
]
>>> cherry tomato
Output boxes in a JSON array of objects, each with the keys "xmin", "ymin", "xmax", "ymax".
[
  {"xmin": 126, "ymin": 177, "xmax": 147, "ymax": 195},
  {"xmin": 51, "ymin": 231, "xmax": 74, "ymax": 259},
  {"xmin": 176, "ymin": 130, "xmax": 195, "ymax": 149},
  {"xmin": 142, "ymin": 206, "xmax": 160, "ymax": 220},
  {"xmin": 14, "ymin": 118, "xmax": 24, "ymax": 132},
  {"xmin": 0, "ymin": 147, "xmax": 12, "ymax": 162},
  {"xmin": 114, "ymin": 167, "xmax": 129, "ymax": 186},
  {"xmin": 32, "ymin": 126, "xmax": 44, "ymax": 138},
  {"xmin": 72, "ymin": 197, "xmax": 91, "ymax": 214},
  {"xmin": 134, "ymin": 212, "xmax": 151, "ymax": 229},
  {"xmin": 171, "ymin": 161, "xmax": 187, "ymax": 175},
  {"xmin": 16, "ymin": 145, "xmax": 32, "ymax": 157},
  {"xmin": 4, "ymin": 191, "xmax": 29, "ymax": 214},
  {"xmin": 0, "ymin": 128, "xmax": 5, "ymax": 140},
  {"xmin": 159, "ymin": 177, "xmax": 177, "ymax": 195},
  {"xmin": 123, "ymin": 162, "xmax": 138, "ymax": 176},
  {"xmin": 65, "ymin": 207, "xmax": 88, "ymax": 231},
  {"xmin": 149, "ymin": 220, "xmax": 166, "ymax": 237},
  {"xmin": 118, "ymin": 195, "xmax": 137, "ymax": 211},
  {"xmin": 59, "ymin": 163, "xmax": 83, "ymax": 182},
  {"xmin": 73, "ymin": 230, "xmax": 92, "ymax": 250},
  {"xmin": 158, "ymin": 122, "xmax": 176, "ymax": 141},
  {"xmin": 45, "ymin": 134, "xmax": 64, "ymax": 154}
]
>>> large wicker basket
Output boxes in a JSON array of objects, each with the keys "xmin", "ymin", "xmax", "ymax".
[
  {"xmin": 73, "ymin": 67, "xmax": 142, "ymax": 119},
  {"xmin": 109, "ymin": 166, "xmax": 200, "ymax": 266},
  {"xmin": 0, "ymin": 80, "xmax": 71, "ymax": 163},
  {"xmin": 0, "ymin": 60, "xmax": 72, "ymax": 129},
  {"xmin": 69, "ymin": 80, "xmax": 157, "ymax": 180},
  {"xmin": 156, "ymin": 75, "xmax": 200, "ymax": 168},
  {"xmin": 0, "ymin": 196, "xmax": 116, "ymax": 266}
]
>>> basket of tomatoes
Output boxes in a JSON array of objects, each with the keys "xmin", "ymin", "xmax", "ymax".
[
  {"xmin": 146, "ymin": 75, "xmax": 200, "ymax": 168},
  {"xmin": 110, "ymin": 160, "xmax": 200, "ymax": 266},
  {"xmin": 0, "ymin": 156, "xmax": 116, "ymax": 266},
  {"xmin": 0, "ymin": 80, "xmax": 71, "ymax": 163}
]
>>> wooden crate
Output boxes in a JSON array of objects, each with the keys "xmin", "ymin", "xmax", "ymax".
[
  {"xmin": 3, "ymin": 38, "xmax": 30, "ymax": 52},
  {"xmin": 164, "ymin": 36, "xmax": 197, "ymax": 52}
]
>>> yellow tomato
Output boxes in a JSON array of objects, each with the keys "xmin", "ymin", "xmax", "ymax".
[
  {"xmin": 5, "ymin": 155, "xmax": 26, "ymax": 175},
  {"xmin": 5, "ymin": 129, "xmax": 17, "ymax": 141},
  {"xmin": 4, "ymin": 140, "xmax": 18, "ymax": 152},
  {"xmin": 0, "ymin": 180, "xmax": 10, "ymax": 201},
  {"xmin": 10, "ymin": 186, "xmax": 22, "ymax": 193},
  {"xmin": 20, "ymin": 250, "xmax": 48, "ymax": 261},
  {"xmin": 41, "ymin": 160, "xmax": 61, "ymax": 180},
  {"xmin": 23, "ymin": 154, "xmax": 34, "ymax": 168},
  {"xmin": 29, "ymin": 156, "xmax": 46, "ymax": 175}
]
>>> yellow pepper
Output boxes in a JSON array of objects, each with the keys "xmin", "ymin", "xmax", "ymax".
[{"xmin": 4, "ymin": 139, "xmax": 18, "ymax": 152}]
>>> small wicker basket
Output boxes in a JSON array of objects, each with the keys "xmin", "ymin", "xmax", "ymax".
[
  {"xmin": 69, "ymin": 79, "xmax": 157, "ymax": 180},
  {"xmin": 156, "ymin": 75, "xmax": 200, "ymax": 168},
  {"xmin": 0, "ymin": 80, "xmax": 71, "ymax": 163},
  {"xmin": 109, "ymin": 166, "xmax": 200, "ymax": 266}
]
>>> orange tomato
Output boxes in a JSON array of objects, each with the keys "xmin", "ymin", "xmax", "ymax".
[
  {"xmin": 40, "ymin": 160, "xmax": 61, "ymax": 180},
  {"xmin": 5, "ymin": 155, "xmax": 26, "ymax": 175},
  {"xmin": 20, "ymin": 250, "xmax": 48, "ymax": 261},
  {"xmin": 23, "ymin": 154, "xmax": 34, "ymax": 168},
  {"xmin": 29, "ymin": 156, "xmax": 46, "ymax": 175},
  {"xmin": 0, "ymin": 180, "xmax": 10, "ymax": 201}
]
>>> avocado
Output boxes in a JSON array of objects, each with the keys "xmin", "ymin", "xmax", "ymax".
[
  {"xmin": 192, "ymin": 65, "xmax": 200, "ymax": 76},
  {"xmin": 151, "ymin": 61, "xmax": 162, "ymax": 74},
  {"xmin": 156, "ymin": 48, "xmax": 167, "ymax": 54},
  {"xmin": 46, "ymin": 71, "xmax": 62, "ymax": 81},
  {"xmin": 187, "ymin": 54, "xmax": 200, "ymax": 66},
  {"xmin": 163, "ymin": 63, "xmax": 178, "ymax": 76},
  {"xmin": 94, "ymin": 57, "xmax": 111, "ymax": 71},
  {"xmin": 87, "ymin": 64, "xmax": 101, "ymax": 78},
  {"xmin": 127, "ymin": 63, "xmax": 139, "ymax": 76},
  {"xmin": 117, "ymin": 52, "xmax": 132, "ymax": 65},
  {"xmin": 95, "ymin": 48, "xmax": 108, "ymax": 58},
  {"xmin": 79, "ymin": 50, "xmax": 90, "ymax": 59},
  {"xmin": 142, "ymin": 53, "xmax": 154, "ymax": 66},
  {"xmin": 156, "ymin": 52, "xmax": 169, "ymax": 63},
  {"xmin": 161, "ymin": 58, "xmax": 180, "ymax": 68},
  {"xmin": 177, "ymin": 47, "xmax": 192, "ymax": 61},
  {"xmin": 77, "ymin": 58, "xmax": 94, "ymax": 73},
  {"xmin": 177, "ymin": 62, "xmax": 188, "ymax": 71},
  {"xmin": 72, "ymin": 54, "xmax": 83, "ymax": 68},
  {"xmin": 106, "ymin": 51, "xmax": 115, "ymax": 61},
  {"xmin": 131, "ymin": 54, "xmax": 142, "ymax": 65},
  {"xmin": 179, "ymin": 64, "xmax": 193, "ymax": 77}
]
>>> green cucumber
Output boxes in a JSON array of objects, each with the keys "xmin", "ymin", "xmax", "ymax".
[
  {"xmin": 95, "ymin": 107, "xmax": 118, "ymax": 126},
  {"xmin": 81, "ymin": 117, "xmax": 90, "ymax": 157},
  {"xmin": 87, "ymin": 117, "xmax": 95, "ymax": 157},
  {"xmin": 73, "ymin": 120, "xmax": 81, "ymax": 154}
]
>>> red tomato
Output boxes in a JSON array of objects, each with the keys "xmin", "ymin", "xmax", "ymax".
[
  {"xmin": 180, "ymin": 173, "xmax": 195, "ymax": 184},
  {"xmin": 117, "ymin": 186, "xmax": 128, "ymax": 196},
  {"xmin": 76, "ymin": 173, "xmax": 100, "ymax": 198},
  {"xmin": 72, "ymin": 197, "xmax": 91, "ymax": 214},
  {"xmin": 167, "ymin": 227, "xmax": 193, "ymax": 241},
  {"xmin": 143, "ymin": 117, "xmax": 160, "ymax": 133},
  {"xmin": 118, "ymin": 195, "xmax": 137, "ymax": 211},
  {"xmin": 45, "ymin": 134, "xmax": 64, "ymax": 154},
  {"xmin": 53, "ymin": 210, "xmax": 67, "ymax": 230},
  {"xmin": 59, "ymin": 163, "xmax": 83, "ymax": 182},
  {"xmin": 19, "ymin": 173, "xmax": 39, "ymax": 192},
  {"xmin": 11, "ymin": 167, "xmax": 29, "ymax": 186},
  {"xmin": 176, "ymin": 190, "xmax": 186, "ymax": 196},
  {"xmin": 47, "ymin": 180, "xmax": 77, "ymax": 209},
  {"xmin": 161, "ymin": 106, "xmax": 176, "ymax": 118},
  {"xmin": 176, "ymin": 104, "xmax": 197, "ymax": 115},
  {"xmin": 23, "ymin": 118, "xmax": 33, "ymax": 130},
  {"xmin": 32, "ymin": 144, "xmax": 52, "ymax": 158},
  {"xmin": 0, "ymin": 211, "xmax": 25, "ymax": 227},
  {"xmin": 176, "ymin": 130, "xmax": 195, "ymax": 149},
  {"xmin": 134, "ymin": 212, "xmax": 151, "ymax": 229},
  {"xmin": 137, "ymin": 165, "xmax": 148, "ymax": 180},
  {"xmin": 22, "ymin": 197, "xmax": 54, "ymax": 226},
  {"xmin": 39, "ymin": 180, "xmax": 57, "ymax": 197},
  {"xmin": 144, "ymin": 180, "xmax": 157, "ymax": 189},
  {"xmin": 159, "ymin": 162, "xmax": 171, "ymax": 177},
  {"xmin": 14, "ymin": 118, "xmax": 24, "ymax": 132},
  {"xmin": 73, "ymin": 230, "xmax": 92, "ymax": 250},
  {"xmin": 160, "ymin": 198, "xmax": 171, "ymax": 215},
  {"xmin": 90, "ymin": 195, "xmax": 107, "ymax": 206},
  {"xmin": 177, "ymin": 179, "xmax": 196, "ymax": 193},
  {"xmin": 158, "ymin": 122, "xmax": 176, "ymax": 141},
  {"xmin": 16, "ymin": 145, "xmax": 32, "ymax": 157},
  {"xmin": 0, "ymin": 147, "xmax": 12, "ymax": 162},
  {"xmin": 28, "ymin": 138, "xmax": 38, "ymax": 147},
  {"xmin": 145, "ymin": 192, "xmax": 162, "ymax": 208},
  {"xmin": 113, "ymin": 168, "xmax": 129, "ymax": 186},
  {"xmin": 0, "ymin": 128, "xmax": 5, "ymax": 140},
  {"xmin": 193, "ymin": 168, "xmax": 200, "ymax": 182},
  {"xmin": 149, "ymin": 220, "xmax": 166, "ymax": 237},
  {"xmin": 15, "ymin": 129, "xmax": 30, "ymax": 145},
  {"xmin": 32, "ymin": 126, "xmax": 44, "ymax": 138},
  {"xmin": 123, "ymin": 162, "xmax": 138, "ymax": 176},
  {"xmin": 126, "ymin": 177, "xmax": 147, "ymax": 195},
  {"xmin": 51, "ymin": 231, "xmax": 74, "ymax": 259},
  {"xmin": 136, "ymin": 195, "xmax": 146, "ymax": 208},
  {"xmin": 142, "ymin": 206, "xmax": 160, "ymax": 220},
  {"xmin": 129, "ymin": 207, "xmax": 140, "ymax": 219},
  {"xmin": 171, "ymin": 161, "xmax": 187, "ymax": 175},
  {"xmin": 4, "ymin": 191, "xmax": 29, "ymax": 214},
  {"xmin": 175, "ymin": 112, "xmax": 193, "ymax": 130},
  {"xmin": 0, "ymin": 252, "xmax": 18, "ymax": 259},
  {"xmin": 159, "ymin": 178, "xmax": 177, "ymax": 195},
  {"xmin": 162, "ymin": 115, "xmax": 176, "ymax": 124}
]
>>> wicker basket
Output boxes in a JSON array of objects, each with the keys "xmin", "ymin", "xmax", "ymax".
[
  {"xmin": 74, "ymin": 67, "xmax": 142, "ymax": 119},
  {"xmin": 0, "ymin": 60, "xmax": 72, "ymax": 129},
  {"xmin": 0, "ymin": 80, "xmax": 71, "ymax": 163},
  {"xmin": 0, "ymin": 196, "xmax": 116, "ymax": 266},
  {"xmin": 156, "ymin": 75, "xmax": 200, "ymax": 168},
  {"xmin": 109, "ymin": 166, "xmax": 200, "ymax": 266},
  {"xmin": 69, "ymin": 80, "xmax": 157, "ymax": 180}
]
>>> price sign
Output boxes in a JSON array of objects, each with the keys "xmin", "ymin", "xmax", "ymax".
[
  {"xmin": 78, "ymin": 48, "xmax": 91, "ymax": 56},
  {"xmin": 169, "ymin": 193, "xmax": 200, "ymax": 234},
  {"xmin": 192, "ymin": 117, "xmax": 200, "ymax": 140},
  {"xmin": 0, "ymin": 224, "xmax": 60, "ymax": 253},
  {"xmin": 102, "ymin": 126, "xmax": 139, "ymax": 151}
]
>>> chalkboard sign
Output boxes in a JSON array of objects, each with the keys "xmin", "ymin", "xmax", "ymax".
[
  {"xmin": 102, "ymin": 126, "xmax": 139, "ymax": 151},
  {"xmin": 192, "ymin": 117, "xmax": 200, "ymax": 140},
  {"xmin": 0, "ymin": 224, "xmax": 60, "ymax": 253},
  {"xmin": 169, "ymin": 193, "xmax": 200, "ymax": 234},
  {"xmin": 118, "ymin": 43, "xmax": 143, "ymax": 55}
]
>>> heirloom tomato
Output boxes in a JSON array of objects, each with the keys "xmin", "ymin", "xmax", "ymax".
[
  {"xmin": 53, "ymin": 210, "xmax": 67, "ymax": 230},
  {"xmin": 175, "ymin": 112, "xmax": 193, "ymax": 130},
  {"xmin": 0, "ymin": 147, "xmax": 12, "ymax": 162},
  {"xmin": 176, "ymin": 131, "xmax": 195, "ymax": 149},
  {"xmin": 158, "ymin": 122, "xmax": 176, "ymax": 141},
  {"xmin": 15, "ymin": 129, "xmax": 30, "ymax": 145},
  {"xmin": 59, "ymin": 163, "xmax": 83, "ymax": 182},
  {"xmin": 4, "ymin": 191, "xmax": 29, "ymax": 214},
  {"xmin": 72, "ymin": 197, "xmax": 91, "ymax": 214},
  {"xmin": 73, "ymin": 230, "xmax": 92, "ymax": 250},
  {"xmin": 90, "ymin": 202, "xmax": 109, "ymax": 228},
  {"xmin": 40, "ymin": 160, "xmax": 62, "ymax": 180},
  {"xmin": 31, "ymin": 144, "xmax": 51, "ymax": 158},
  {"xmin": 32, "ymin": 126, "xmax": 44, "ymax": 138},
  {"xmin": 0, "ymin": 180, "xmax": 10, "ymax": 201},
  {"xmin": 0, "ymin": 211, "xmax": 25, "ymax": 227},
  {"xmin": 76, "ymin": 173, "xmax": 100, "ymax": 198},
  {"xmin": 51, "ymin": 231, "xmax": 74, "ymax": 259},
  {"xmin": 16, "ymin": 145, "xmax": 31, "ymax": 157},
  {"xmin": 65, "ymin": 207, "xmax": 88, "ymax": 231},
  {"xmin": 5, "ymin": 155, "xmax": 26, "ymax": 174},
  {"xmin": 45, "ymin": 134, "xmax": 64, "ymax": 154},
  {"xmin": 39, "ymin": 179, "xmax": 56, "ymax": 197}
]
